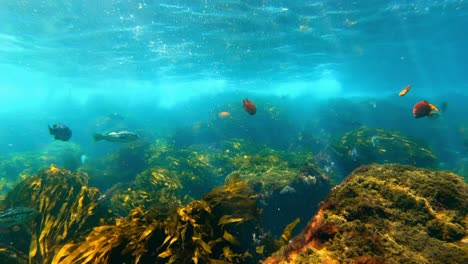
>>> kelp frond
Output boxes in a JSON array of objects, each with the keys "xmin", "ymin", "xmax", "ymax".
[{"xmin": 51, "ymin": 176, "xmax": 260, "ymax": 264}]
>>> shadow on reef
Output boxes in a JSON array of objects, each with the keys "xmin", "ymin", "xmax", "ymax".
[{"xmin": 264, "ymin": 164, "xmax": 468, "ymax": 264}]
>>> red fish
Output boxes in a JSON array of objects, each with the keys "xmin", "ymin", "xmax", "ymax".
[
  {"xmin": 413, "ymin": 100, "xmax": 439, "ymax": 118},
  {"xmin": 399, "ymin": 85, "xmax": 411, "ymax": 96},
  {"xmin": 242, "ymin": 98, "xmax": 256, "ymax": 115}
]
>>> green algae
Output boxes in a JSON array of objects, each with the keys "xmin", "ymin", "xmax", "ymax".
[{"xmin": 331, "ymin": 127, "xmax": 437, "ymax": 177}]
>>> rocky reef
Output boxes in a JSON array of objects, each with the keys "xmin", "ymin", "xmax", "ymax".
[
  {"xmin": 2, "ymin": 137, "xmax": 466, "ymax": 264},
  {"xmin": 224, "ymin": 145, "xmax": 330, "ymax": 236},
  {"xmin": 81, "ymin": 140, "xmax": 150, "ymax": 190},
  {"xmin": 0, "ymin": 162, "xmax": 300, "ymax": 264},
  {"xmin": 264, "ymin": 164, "xmax": 468, "ymax": 264},
  {"xmin": 95, "ymin": 138, "xmax": 331, "ymax": 235},
  {"xmin": 331, "ymin": 127, "xmax": 437, "ymax": 178}
]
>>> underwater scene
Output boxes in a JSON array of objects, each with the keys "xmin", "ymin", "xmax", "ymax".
[{"xmin": 0, "ymin": 1, "xmax": 467, "ymax": 264}]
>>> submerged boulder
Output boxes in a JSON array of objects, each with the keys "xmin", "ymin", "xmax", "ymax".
[
  {"xmin": 331, "ymin": 127, "xmax": 437, "ymax": 177},
  {"xmin": 264, "ymin": 164, "xmax": 468, "ymax": 264},
  {"xmin": 226, "ymin": 149, "xmax": 331, "ymax": 237}
]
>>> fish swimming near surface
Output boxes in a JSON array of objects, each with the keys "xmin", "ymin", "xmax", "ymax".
[
  {"xmin": 0, "ymin": 207, "xmax": 38, "ymax": 229},
  {"xmin": 413, "ymin": 100, "xmax": 439, "ymax": 118},
  {"xmin": 399, "ymin": 85, "xmax": 411, "ymax": 96},
  {"xmin": 242, "ymin": 98, "xmax": 257, "ymax": 115},
  {"xmin": 93, "ymin": 131, "xmax": 140, "ymax": 142},
  {"xmin": 49, "ymin": 123, "xmax": 72, "ymax": 141}
]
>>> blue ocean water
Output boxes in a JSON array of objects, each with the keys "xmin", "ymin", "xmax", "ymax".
[
  {"xmin": 0, "ymin": 1, "xmax": 467, "ymax": 178},
  {"xmin": 0, "ymin": 2, "xmax": 467, "ymax": 263}
]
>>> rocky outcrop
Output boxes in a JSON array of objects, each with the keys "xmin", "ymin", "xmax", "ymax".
[{"xmin": 264, "ymin": 164, "xmax": 468, "ymax": 264}]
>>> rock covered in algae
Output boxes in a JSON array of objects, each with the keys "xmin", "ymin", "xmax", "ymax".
[
  {"xmin": 81, "ymin": 140, "xmax": 150, "ymax": 190},
  {"xmin": 101, "ymin": 167, "xmax": 187, "ymax": 217},
  {"xmin": 142, "ymin": 138, "xmax": 332, "ymax": 237},
  {"xmin": 225, "ymin": 147, "xmax": 331, "ymax": 237},
  {"xmin": 264, "ymin": 164, "xmax": 468, "ymax": 264},
  {"xmin": 331, "ymin": 127, "xmax": 437, "ymax": 177}
]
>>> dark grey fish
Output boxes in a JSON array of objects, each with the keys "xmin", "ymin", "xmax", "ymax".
[
  {"xmin": 0, "ymin": 207, "xmax": 38, "ymax": 228},
  {"xmin": 49, "ymin": 123, "xmax": 72, "ymax": 141},
  {"xmin": 93, "ymin": 130, "xmax": 140, "ymax": 142}
]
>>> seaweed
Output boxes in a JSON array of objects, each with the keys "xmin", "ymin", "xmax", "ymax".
[
  {"xmin": 1, "ymin": 165, "xmax": 112, "ymax": 263},
  {"xmin": 51, "ymin": 175, "xmax": 261, "ymax": 264}
]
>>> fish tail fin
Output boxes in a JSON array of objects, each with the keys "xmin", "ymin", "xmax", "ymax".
[
  {"xmin": 93, "ymin": 133, "xmax": 103, "ymax": 141},
  {"xmin": 48, "ymin": 125, "xmax": 52, "ymax": 134}
]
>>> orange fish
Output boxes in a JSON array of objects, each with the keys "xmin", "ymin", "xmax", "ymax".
[
  {"xmin": 242, "ymin": 98, "xmax": 256, "ymax": 115},
  {"xmin": 399, "ymin": 85, "xmax": 411, "ymax": 96},
  {"xmin": 413, "ymin": 100, "xmax": 438, "ymax": 118},
  {"xmin": 218, "ymin": 111, "xmax": 230, "ymax": 118}
]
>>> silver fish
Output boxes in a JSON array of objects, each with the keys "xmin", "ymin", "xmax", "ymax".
[
  {"xmin": 80, "ymin": 154, "xmax": 88, "ymax": 164},
  {"xmin": 0, "ymin": 207, "xmax": 38, "ymax": 228},
  {"xmin": 93, "ymin": 131, "xmax": 140, "ymax": 142},
  {"xmin": 349, "ymin": 146, "xmax": 359, "ymax": 161},
  {"xmin": 371, "ymin": 136, "xmax": 378, "ymax": 147}
]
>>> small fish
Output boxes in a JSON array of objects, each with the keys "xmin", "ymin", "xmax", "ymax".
[
  {"xmin": 371, "ymin": 136, "xmax": 378, "ymax": 147},
  {"xmin": 0, "ymin": 207, "xmax": 38, "ymax": 229},
  {"xmin": 413, "ymin": 100, "xmax": 439, "ymax": 118},
  {"xmin": 345, "ymin": 18, "xmax": 357, "ymax": 27},
  {"xmin": 218, "ymin": 111, "xmax": 231, "ymax": 118},
  {"xmin": 242, "ymin": 98, "xmax": 257, "ymax": 115},
  {"xmin": 48, "ymin": 123, "xmax": 72, "ymax": 141},
  {"xmin": 280, "ymin": 185, "xmax": 296, "ymax": 195},
  {"xmin": 399, "ymin": 85, "xmax": 411, "ymax": 96},
  {"xmin": 93, "ymin": 131, "xmax": 140, "ymax": 142},
  {"xmin": 80, "ymin": 154, "xmax": 88, "ymax": 164},
  {"xmin": 349, "ymin": 147, "xmax": 359, "ymax": 161}
]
